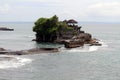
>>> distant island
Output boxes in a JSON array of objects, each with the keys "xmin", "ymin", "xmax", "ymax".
[
  {"xmin": 33, "ymin": 15, "xmax": 101, "ymax": 48},
  {"xmin": 0, "ymin": 27, "xmax": 14, "ymax": 31}
]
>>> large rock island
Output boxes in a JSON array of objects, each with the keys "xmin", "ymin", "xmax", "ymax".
[{"xmin": 33, "ymin": 15, "xmax": 101, "ymax": 48}]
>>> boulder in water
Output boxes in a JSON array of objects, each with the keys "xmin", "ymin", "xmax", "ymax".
[
  {"xmin": 64, "ymin": 39, "xmax": 84, "ymax": 48},
  {"xmin": 89, "ymin": 38, "xmax": 102, "ymax": 46},
  {"xmin": 0, "ymin": 27, "xmax": 14, "ymax": 31}
]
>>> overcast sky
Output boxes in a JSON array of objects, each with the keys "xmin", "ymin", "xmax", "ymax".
[{"xmin": 0, "ymin": 0, "xmax": 120, "ymax": 22}]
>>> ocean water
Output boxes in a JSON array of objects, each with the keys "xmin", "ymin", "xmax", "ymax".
[{"xmin": 0, "ymin": 22, "xmax": 120, "ymax": 80}]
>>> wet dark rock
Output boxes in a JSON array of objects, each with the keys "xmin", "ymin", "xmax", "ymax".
[
  {"xmin": 24, "ymin": 48, "xmax": 59, "ymax": 54},
  {"xmin": 88, "ymin": 38, "xmax": 102, "ymax": 46},
  {"xmin": 0, "ymin": 48, "xmax": 6, "ymax": 51},
  {"xmin": 63, "ymin": 33, "xmax": 102, "ymax": 48},
  {"xmin": 0, "ymin": 27, "xmax": 14, "ymax": 31},
  {"xmin": 0, "ymin": 48, "xmax": 59, "ymax": 55},
  {"xmin": 64, "ymin": 39, "xmax": 84, "ymax": 48},
  {"xmin": 63, "ymin": 33, "xmax": 91, "ymax": 48},
  {"xmin": 76, "ymin": 33, "xmax": 92, "ymax": 41},
  {"xmin": 32, "ymin": 39, "xmax": 36, "ymax": 41},
  {"xmin": 90, "ymin": 43, "xmax": 102, "ymax": 46}
]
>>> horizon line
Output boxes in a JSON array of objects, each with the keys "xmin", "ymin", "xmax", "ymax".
[{"xmin": 0, "ymin": 21, "xmax": 120, "ymax": 23}]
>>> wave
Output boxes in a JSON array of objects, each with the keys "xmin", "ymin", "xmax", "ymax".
[
  {"xmin": 23, "ymin": 35, "xmax": 35, "ymax": 38},
  {"xmin": 60, "ymin": 46, "xmax": 99, "ymax": 53},
  {"xmin": 0, "ymin": 55, "xmax": 32, "ymax": 69},
  {"xmin": 88, "ymin": 46, "xmax": 99, "ymax": 52},
  {"xmin": 99, "ymin": 40, "xmax": 108, "ymax": 47}
]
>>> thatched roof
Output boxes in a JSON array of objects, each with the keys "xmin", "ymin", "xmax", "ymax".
[{"xmin": 67, "ymin": 19, "xmax": 78, "ymax": 24}]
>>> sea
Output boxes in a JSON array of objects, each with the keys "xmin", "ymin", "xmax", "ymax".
[{"xmin": 0, "ymin": 22, "xmax": 120, "ymax": 80}]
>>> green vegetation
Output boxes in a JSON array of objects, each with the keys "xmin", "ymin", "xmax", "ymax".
[
  {"xmin": 33, "ymin": 15, "xmax": 78, "ymax": 42},
  {"xmin": 33, "ymin": 15, "xmax": 68, "ymax": 42},
  {"xmin": 33, "ymin": 15, "xmax": 59, "ymax": 35},
  {"xmin": 33, "ymin": 15, "xmax": 69, "ymax": 34}
]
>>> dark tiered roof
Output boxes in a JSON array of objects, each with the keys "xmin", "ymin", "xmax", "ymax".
[{"xmin": 67, "ymin": 19, "xmax": 78, "ymax": 24}]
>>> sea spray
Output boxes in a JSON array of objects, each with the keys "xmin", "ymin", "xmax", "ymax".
[
  {"xmin": 99, "ymin": 40, "xmax": 108, "ymax": 47},
  {"xmin": 0, "ymin": 55, "xmax": 32, "ymax": 69},
  {"xmin": 59, "ymin": 41, "xmax": 108, "ymax": 53},
  {"xmin": 60, "ymin": 45, "xmax": 99, "ymax": 53},
  {"xmin": 88, "ymin": 46, "xmax": 99, "ymax": 52}
]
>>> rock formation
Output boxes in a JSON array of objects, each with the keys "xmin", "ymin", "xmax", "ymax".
[
  {"xmin": 33, "ymin": 15, "xmax": 102, "ymax": 48},
  {"xmin": 0, "ymin": 48, "xmax": 59, "ymax": 55},
  {"xmin": 0, "ymin": 27, "xmax": 14, "ymax": 31},
  {"xmin": 64, "ymin": 39, "xmax": 84, "ymax": 48}
]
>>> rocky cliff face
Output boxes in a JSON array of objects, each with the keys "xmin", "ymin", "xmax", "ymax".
[
  {"xmin": 55, "ymin": 25, "xmax": 102, "ymax": 48},
  {"xmin": 63, "ymin": 33, "xmax": 92, "ymax": 48},
  {"xmin": 35, "ymin": 33, "xmax": 57, "ymax": 42}
]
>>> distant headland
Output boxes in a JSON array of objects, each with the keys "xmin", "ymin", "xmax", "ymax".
[{"xmin": 0, "ymin": 27, "xmax": 14, "ymax": 31}]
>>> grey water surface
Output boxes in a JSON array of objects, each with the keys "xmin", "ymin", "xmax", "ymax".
[{"xmin": 0, "ymin": 22, "xmax": 120, "ymax": 80}]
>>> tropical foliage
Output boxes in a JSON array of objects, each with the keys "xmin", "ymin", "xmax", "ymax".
[{"xmin": 33, "ymin": 15, "xmax": 76, "ymax": 42}]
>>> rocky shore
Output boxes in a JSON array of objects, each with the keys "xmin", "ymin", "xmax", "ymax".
[
  {"xmin": 0, "ymin": 48, "xmax": 59, "ymax": 55},
  {"xmin": 54, "ymin": 31, "xmax": 102, "ymax": 48},
  {"xmin": 62, "ymin": 34, "xmax": 102, "ymax": 48}
]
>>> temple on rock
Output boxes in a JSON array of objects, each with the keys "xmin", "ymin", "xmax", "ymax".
[
  {"xmin": 33, "ymin": 15, "xmax": 101, "ymax": 48},
  {"xmin": 56, "ymin": 19, "xmax": 84, "ymax": 40}
]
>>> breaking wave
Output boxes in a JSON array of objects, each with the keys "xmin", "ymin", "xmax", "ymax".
[
  {"xmin": 88, "ymin": 46, "xmax": 99, "ymax": 52},
  {"xmin": 0, "ymin": 55, "xmax": 32, "ymax": 69}
]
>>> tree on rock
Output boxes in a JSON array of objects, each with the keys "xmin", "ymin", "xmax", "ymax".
[
  {"xmin": 33, "ymin": 15, "xmax": 61, "ymax": 42},
  {"xmin": 33, "ymin": 15, "xmax": 83, "ymax": 43}
]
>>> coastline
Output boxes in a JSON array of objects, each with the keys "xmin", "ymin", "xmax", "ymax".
[
  {"xmin": 0, "ymin": 38, "xmax": 101, "ymax": 55},
  {"xmin": 0, "ymin": 21, "xmax": 102, "ymax": 55},
  {"xmin": 0, "ymin": 48, "xmax": 59, "ymax": 55}
]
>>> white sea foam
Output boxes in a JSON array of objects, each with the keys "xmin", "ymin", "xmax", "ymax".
[
  {"xmin": 27, "ymin": 35, "xmax": 34, "ymax": 38},
  {"xmin": 60, "ymin": 46, "xmax": 99, "ymax": 53},
  {"xmin": 88, "ymin": 40, "xmax": 108, "ymax": 52},
  {"xmin": 0, "ymin": 55, "xmax": 32, "ymax": 69},
  {"xmin": 88, "ymin": 46, "xmax": 99, "ymax": 52},
  {"xmin": 23, "ymin": 35, "xmax": 35, "ymax": 38},
  {"xmin": 100, "ymin": 41, "xmax": 108, "ymax": 47}
]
